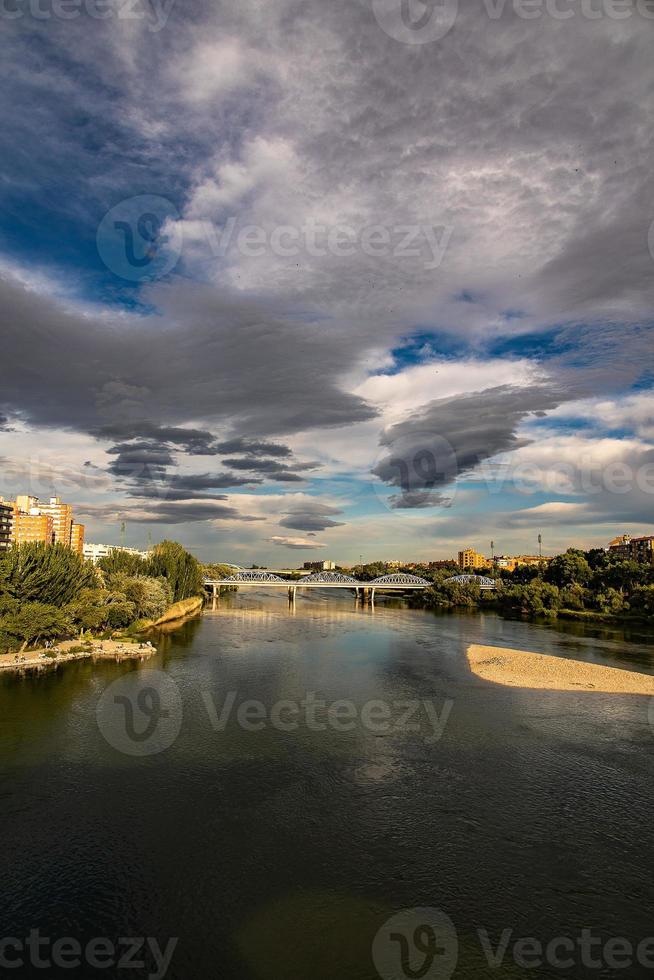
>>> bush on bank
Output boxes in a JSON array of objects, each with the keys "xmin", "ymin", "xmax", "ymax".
[
  {"xmin": 0, "ymin": 540, "xmax": 203, "ymax": 653},
  {"xmin": 406, "ymin": 548, "xmax": 654, "ymax": 622}
]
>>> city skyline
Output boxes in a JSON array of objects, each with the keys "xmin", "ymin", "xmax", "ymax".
[{"xmin": 1, "ymin": 4, "xmax": 653, "ymax": 563}]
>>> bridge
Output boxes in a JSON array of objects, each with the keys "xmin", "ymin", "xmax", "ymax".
[{"xmin": 203, "ymin": 570, "xmax": 432, "ymax": 604}]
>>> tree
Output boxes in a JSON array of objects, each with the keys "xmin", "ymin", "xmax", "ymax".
[
  {"xmin": 97, "ymin": 550, "xmax": 148, "ymax": 577},
  {"xmin": 105, "ymin": 573, "xmax": 172, "ymax": 620},
  {"xmin": 545, "ymin": 549, "xmax": 591, "ymax": 589},
  {"xmin": 1, "ymin": 543, "xmax": 98, "ymax": 607},
  {"xmin": 146, "ymin": 541, "xmax": 203, "ymax": 601},
  {"xmin": 0, "ymin": 603, "xmax": 73, "ymax": 651}
]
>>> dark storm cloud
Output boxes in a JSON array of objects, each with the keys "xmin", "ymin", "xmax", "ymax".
[
  {"xmin": 79, "ymin": 500, "xmax": 264, "ymax": 525},
  {"xmin": 222, "ymin": 457, "xmax": 318, "ymax": 478},
  {"xmin": 374, "ymin": 385, "xmax": 566, "ymax": 507},
  {"xmin": 278, "ymin": 501, "xmax": 345, "ymax": 531},
  {"xmin": 97, "ymin": 422, "xmax": 221, "ymax": 455},
  {"xmin": 106, "ymin": 442, "xmax": 176, "ymax": 480},
  {"xmin": 214, "ymin": 438, "xmax": 292, "ymax": 457},
  {"xmin": 0, "ymin": 276, "xmax": 377, "ymax": 441},
  {"xmin": 130, "ymin": 473, "xmax": 263, "ymax": 500}
]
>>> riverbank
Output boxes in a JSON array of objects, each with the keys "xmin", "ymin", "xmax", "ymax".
[
  {"xmin": 467, "ymin": 643, "xmax": 654, "ymax": 693},
  {"xmin": 0, "ymin": 637, "xmax": 158, "ymax": 673},
  {"xmin": 0, "ymin": 596, "xmax": 205, "ymax": 673}
]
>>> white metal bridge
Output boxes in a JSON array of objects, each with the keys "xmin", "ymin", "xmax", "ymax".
[{"xmin": 203, "ymin": 570, "xmax": 432, "ymax": 602}]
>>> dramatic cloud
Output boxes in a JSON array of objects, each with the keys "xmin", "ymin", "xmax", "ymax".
[
  {"xmin": 373, "ymin": 384, "xmax": 565, "ymax": 507},
  {"xmin": 1, "ymin": 2, "xmax": 654, "ymax": 558},
  {"xmin": 278, "ymin": 502, "xmax": 345, "ymax": 532}
]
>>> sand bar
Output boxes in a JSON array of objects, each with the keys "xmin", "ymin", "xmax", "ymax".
[{"xmin": 467, "ymin": 643, "xmax": 654, "ymax": 694}]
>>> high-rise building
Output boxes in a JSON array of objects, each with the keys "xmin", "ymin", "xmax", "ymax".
[
  {"xmin": 12, "ymin": 511, "xmax": 55, "ymax": 546},
  {"xmin": 36, "ymin": 497, "xmax": 73, "ymax": 547},
  {"xmin": 70, "ymin": 523, "xmax": 85, "ymax": 555},
  {"xmin": 5, "ymin": 494, "xmax": 82, "ymax": 551},
  {"xmin": 0, "ymin": 502, "xmax": 12, "ymax": 551}
]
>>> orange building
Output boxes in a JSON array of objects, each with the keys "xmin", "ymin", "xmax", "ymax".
[
  {"xmin": 36, "ymin": 497, "xmax": 73, "ymax": 546},
  {"xmin": 12, "ymin": 511, "xmax": 55, "ymax": 546},
  {"xmin": 70, "ymin": 522, "xmax": 85, "ymax": 555}
]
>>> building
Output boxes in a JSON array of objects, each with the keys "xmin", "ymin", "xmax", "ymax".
[
  {"xmin": 493, "ymin": 556, "xmax": 517, "ymax": 572},
  {"xmin": 82, "ymin": 543, "xmax": 148, "ymax": 564},
  {"xmin": 36, "ymin": 496, "xmax": 73, "ymax": 547},
  {"xmin": 609, "ymin": 535, "xmax": 654, "ymax": 564},
  {"xmin": 428, "ymin": 560, "xmax": 458, "ymax": 570},
  {"xmin": 12, "ymin": 511, "xmax": 55, "ymax": 546},
  {"xmin": 70, "ymin": 523, "xmax": 85, "ymax": 555},
  {"xmin": 458, "ymin": 548, "xmax": 490, "ymax": 571},
  {"xmin": 0, "ymin": 502, "xmax": 12, "ymax": 551},
  {"xmin": 513, "ymin": 555, "xmax": 552, "ymax": 567},
  {"xmin": 3, "ymin": 493, "xmax": 85, "ymax": 551},
  {"xmin": 631, "ymin": 536, "xmax": 654, "ymax": 564},
  {"xmin": 303, "ymin": 560, "xmax": 336, "ymax": 572}
]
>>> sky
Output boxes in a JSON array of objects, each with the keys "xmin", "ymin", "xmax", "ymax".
[{"xmin": 1, "ymin": 0, "xmax": 653, "ymax": 565}]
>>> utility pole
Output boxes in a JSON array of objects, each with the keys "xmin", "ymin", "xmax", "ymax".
[{"xmin": 538, "ymin": 533, "xmax": 542, "ymax": 560}]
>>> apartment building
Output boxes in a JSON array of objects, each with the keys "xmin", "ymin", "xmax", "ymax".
[
  {"xmin": 458, "ymin": 548, "xmax": 490, "ymax": 571},
  {"xmin": 1, "ymin": 494, "xmax": 84, "ymax": 551},
  {"xmin": 0, "ymin": 502, "xmax": 12, "ymax": 551},
  {"xmin": 36, "ymin": 497, "xmax": 73, "ymax": 546},
  {"xmin": 12, "ymin": 511, "xmax": 55, "ymax": 546},
  {"xmin": 70, "ymin": 523, "xmax": 85, "ymax": 555},
  {"xmin": 609, "ymin": 535, "xmax": 654, "ymax": 564}
]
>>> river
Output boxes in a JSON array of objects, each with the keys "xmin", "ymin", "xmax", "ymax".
[{"xmin": 2, "ymin": 592, "xmax": 654, "ymax": 979}]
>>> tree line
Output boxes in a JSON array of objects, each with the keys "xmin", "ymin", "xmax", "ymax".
[
  {"xmin": 381, "ymin": 549, "xmax": 654, "ymax": 621},
  {"xmin": 0, "ymin": 540, "xmax": 204, "ymax": 653}
]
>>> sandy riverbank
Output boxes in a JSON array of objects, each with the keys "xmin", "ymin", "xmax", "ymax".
[
  {"xmin": 0, "ymin": 638, "xmax": 157, "ymax": 673},
  {"xmin": 467, "ymin": 643, "xmax": 654, "ymax": 694}
]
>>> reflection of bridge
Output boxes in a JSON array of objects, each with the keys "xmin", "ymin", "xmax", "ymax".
[{"xmin": 204, "ymin": 570, "xmax": 431, "ymax": 604}]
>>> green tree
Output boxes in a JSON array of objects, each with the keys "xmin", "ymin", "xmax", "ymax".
[
  {"xmin": 545, "ymin": 549, "xmax": 591, "ymax": 589},
  {"xmin": 97, "ymin": 550, "xmax": 148, "ymax": 577},
  {"xmin": 0, "ymin": 602, "xmax": 73, "ymax": 651},
  {"xmin": 146, "ymin": 541, "xmax": 203, "ymax": 601},
  {"xmin": 1, "ymin": 543, "xmax": 98, "ymax": 606}
]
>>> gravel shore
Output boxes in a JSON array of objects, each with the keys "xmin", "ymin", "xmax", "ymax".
[
  {"xmin": 0, "ymin": 638, "xmax": 157, "ymax": 673},
  {"xmin": 467, "ymin": 643, "xmax": 654, "ymax": 694}
]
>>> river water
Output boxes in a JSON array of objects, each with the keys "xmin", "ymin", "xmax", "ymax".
[{"xmin": 2, "ymin": 592, "xmax": 654, "ymax": 979}]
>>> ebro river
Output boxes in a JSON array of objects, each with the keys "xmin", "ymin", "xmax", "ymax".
[{"xmin": 2, "ymin": 591, "xmax": 654, "ymax": 980}]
